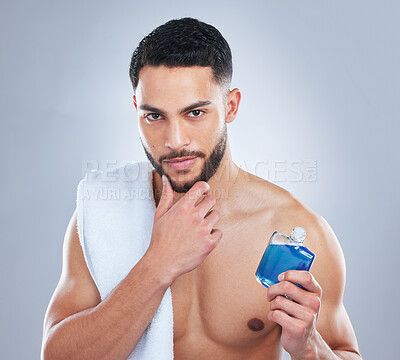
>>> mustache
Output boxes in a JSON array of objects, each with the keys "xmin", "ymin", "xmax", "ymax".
[{"xmin": 160, "ymin": 151, "xmax": 206, "ymax": 162}]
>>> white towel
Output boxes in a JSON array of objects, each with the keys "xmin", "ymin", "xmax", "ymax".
[{"xmin": 76, "ymin": 160, "xmax": 174, "ymax": 359}]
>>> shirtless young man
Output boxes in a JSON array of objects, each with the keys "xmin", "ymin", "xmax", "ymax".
[{"xmin": 41, "ymin": 17, "xmax": 363, "ymax": 360}]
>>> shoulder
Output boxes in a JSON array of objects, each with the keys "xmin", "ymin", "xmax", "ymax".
[
  {"xmin": 255, "ymin": 176, "xmax": 347, "ymax": 301},
  {"xmin": 244, "ymin": 170, "xmax": 346, "ymax": 297}
]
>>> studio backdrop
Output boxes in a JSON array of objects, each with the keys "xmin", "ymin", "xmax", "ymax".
[{"xmin": 0, "ymin": 1, "xmax": 398, "ymax": 359}]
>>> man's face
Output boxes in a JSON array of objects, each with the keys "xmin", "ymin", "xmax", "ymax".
[{"xmin": 133, "ymin": 65, "xmax": 228, "ymax": 193}]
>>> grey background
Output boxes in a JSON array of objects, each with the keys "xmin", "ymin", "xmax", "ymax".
[{"xmin": 1, "ymin": 0, "xmax": 398, "ymax": 359}]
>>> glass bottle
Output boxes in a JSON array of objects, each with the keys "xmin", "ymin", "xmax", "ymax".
[{"xmin": 255, "ymin": 226, "xmax": 316, "ymax": 289}]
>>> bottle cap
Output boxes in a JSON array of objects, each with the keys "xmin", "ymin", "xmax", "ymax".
[{"xmin": 290, "ymin": 226, "xmax": 306, "ymax": 243}]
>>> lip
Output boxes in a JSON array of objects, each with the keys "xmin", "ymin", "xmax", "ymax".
[{"xmin": 165, "ymin": 156, "xmax": 197, "ymax": 170}]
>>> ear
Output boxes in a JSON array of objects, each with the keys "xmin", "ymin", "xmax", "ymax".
[
  {"xmin": 132, "ymin": 95, "xmax": 137, "ymax": 111},
  {"xmin": 225, "ymin": 88, "xmax": 241, "ymax": 124}
]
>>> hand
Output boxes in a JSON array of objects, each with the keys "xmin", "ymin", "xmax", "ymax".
[
  {"xmin": 266, "ymin": 270, "xmax": 323, "ymax": 358},
  {"xmin": 146, "ymin": 175, "xmax": 223, "ymax": 282}
]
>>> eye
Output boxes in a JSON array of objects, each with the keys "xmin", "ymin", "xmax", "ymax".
[
  {"xmin": 188, "ymin": 110, "xmax": 204, "ymax": 118},
  {"xmin": 145, "ymin": 113, "xmax": 162, "ymax": 121},
  {"xmin": 144, "ymin": 110, "xmax": 204, "ymax": 122}
]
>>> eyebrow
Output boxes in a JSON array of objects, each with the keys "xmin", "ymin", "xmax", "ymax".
[{"xmin": 139, "ymin": 100, "xmax": 212, "ymax": 116}]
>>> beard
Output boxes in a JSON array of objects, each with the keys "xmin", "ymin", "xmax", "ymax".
[{"xmin": 141, "ymin": 123, "xmax": 227, "ymax": 193}]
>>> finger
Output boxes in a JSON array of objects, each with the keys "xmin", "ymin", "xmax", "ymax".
[
  {"xmin": 155, "ymin": 174, "xmax": 174, "ymax": 219},
  {"xmin": 267, "ymin": 281, "xmax": 319, "ymax": 310},
  {"xmin": 268, "ymin": 309, "xmax": 303, "ymax": 330},
  {"xmin": 182, "ymin": 181, "xmax": 210, "ymax": 207},
  {"xmin": 270, "ymin": 295, "xmax": 315, "ymax": 322},
  {"xmin": 280, "ymin": 271, "xmax": 322, "ymax": 297},
  {"xmin": 209, "ymin": 228, "xmax": 223, "ymax": 243},
  {"xmin": 196, "ymin": 194, "xmax": 216, "ymax": 218},
  {"xmin": 204, "ymin": 209, "xmax": 221, "ymax": 230}
]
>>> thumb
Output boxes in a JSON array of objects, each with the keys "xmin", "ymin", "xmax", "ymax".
[{"xmin": 155, "ymin": 174, "xmax": 174, "ymax": 219}]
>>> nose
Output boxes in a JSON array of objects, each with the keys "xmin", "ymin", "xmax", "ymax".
[{"xmin": 164, "ymin": 119, "xmax": 190, "ymax": 150}]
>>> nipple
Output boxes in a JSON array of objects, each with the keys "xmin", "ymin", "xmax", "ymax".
[{"xmin": 247, "ymin": 318, "xmax": 264, "ymax": 332}]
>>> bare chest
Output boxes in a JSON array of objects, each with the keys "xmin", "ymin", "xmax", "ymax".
[{"xmin": 170, "ymin": 215, "xmax": 283, "ymax": 359}]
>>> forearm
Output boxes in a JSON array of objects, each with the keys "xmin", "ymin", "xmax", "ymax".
[
  {"xmin": 43, "ymin": 252, "xmax": 174, "ymax": 360},
  {"xmin": 291, "ymin": 331, "xmax": 363, "ymax": 360}
]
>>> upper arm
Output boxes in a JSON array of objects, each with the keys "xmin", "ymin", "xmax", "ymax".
[
  {"xmin": 308, "ymin": 214, "xmax": 361, "ymax": 354},
  {"xmin": 42, "ymin": 208, "xmax": 101, "ymax": 344}
]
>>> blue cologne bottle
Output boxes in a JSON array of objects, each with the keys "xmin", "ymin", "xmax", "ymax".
[{"xmin": 255, "ymin": 226, "xmax": 316, "ymax": 289}]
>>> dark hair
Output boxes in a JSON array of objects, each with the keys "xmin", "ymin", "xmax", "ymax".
[{"xmin": 129, "ymin": 17, "xmax": 233, "ymax": 99}]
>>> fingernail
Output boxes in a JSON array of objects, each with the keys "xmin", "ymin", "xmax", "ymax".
[
  {"xmin": 162, "ymin": 175, "xmax": 166, "ymax": 184},
  {"xmin": 278, "ymin": 273, "xmax": 285, "ymax": 281}
]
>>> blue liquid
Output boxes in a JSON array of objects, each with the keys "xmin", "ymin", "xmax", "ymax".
[{"xmin": 255, "ymin": 243, "xmax": 315, "ymax": 288}]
